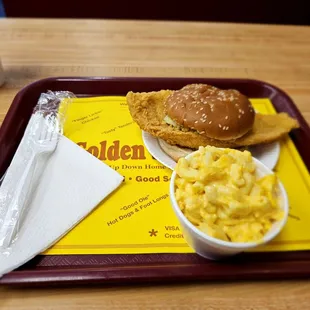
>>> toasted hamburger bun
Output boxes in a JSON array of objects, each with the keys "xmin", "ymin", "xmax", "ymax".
[
  {"xmin": 158, "ymin": 139, "xmax": 194, "ymax": 162},
  {"xmin": 164, "ymin": 84, "xmax": 255, "ymax": 141}
]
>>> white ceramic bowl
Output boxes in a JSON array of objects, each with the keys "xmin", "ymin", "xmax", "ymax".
[{"xmin": 169, "ymin": 153, "xmax": 289, "ymax": 260}]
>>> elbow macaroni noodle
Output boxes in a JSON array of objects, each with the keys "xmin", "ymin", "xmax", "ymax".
[{"xmin": 175, "ymin": 146, "xmax": 284, "ymax": 243}]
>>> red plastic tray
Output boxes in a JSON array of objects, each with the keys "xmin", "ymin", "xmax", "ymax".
[{"xmin": 1, "ymin": 77, "xmax": 310, "ymax": 286}]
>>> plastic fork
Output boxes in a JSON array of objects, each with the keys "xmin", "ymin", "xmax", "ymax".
[{"xmin": 0, "ymin": 113, "xmax": 60, "ymax": 249}]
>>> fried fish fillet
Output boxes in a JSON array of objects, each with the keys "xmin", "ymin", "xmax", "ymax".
[{"xmin": 126, "ymin": 89, "xmax": 299, "ymax": 149}]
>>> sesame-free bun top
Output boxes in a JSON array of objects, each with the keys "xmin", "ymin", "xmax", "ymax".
[{"xmin": 164, "ymin": 84, "xmax": 255, "ymax": 141}]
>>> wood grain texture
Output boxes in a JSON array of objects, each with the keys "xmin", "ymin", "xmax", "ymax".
[
  {"xmin": 1, "ymin": 281, "xmax": 310, "ymax": 309},
  {"xmin": 0, "ymin": 18, "xmax": 310, "ymax": 309}
]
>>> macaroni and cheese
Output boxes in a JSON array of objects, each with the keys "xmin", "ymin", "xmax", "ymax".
[{"xmin": 174, "ymin": 146, "xmax": 284, "ymax": 243}]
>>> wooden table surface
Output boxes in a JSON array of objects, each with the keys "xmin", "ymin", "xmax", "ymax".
[{"xmin": 0, "ymin": 18, "xmax": 310, "ymax": 309}]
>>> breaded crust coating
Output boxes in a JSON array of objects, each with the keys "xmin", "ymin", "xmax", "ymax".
[{"xmin": 126, "ymin": 89, "xmax": 299, "ymax": 149}]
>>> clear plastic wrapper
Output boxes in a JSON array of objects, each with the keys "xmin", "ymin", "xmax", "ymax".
[{"xmin": 0, "ymin": 90, "xmax": 75, "ymax": 254}]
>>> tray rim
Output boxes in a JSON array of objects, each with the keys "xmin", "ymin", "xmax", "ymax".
[
  {"xmin": 1, "ymin": 76, "xmax": 310, "ymax": 286},
  {"xmin": 2, "ymin": 76, "xmax": 309, "ymax": 158},
  {"xmin": 1, "ymin": 75, "xmax": 310, "ymax": 140}
]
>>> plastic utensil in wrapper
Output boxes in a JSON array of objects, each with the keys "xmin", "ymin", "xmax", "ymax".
[{"xmin": 0, "ymin": 91, "xmax": 75, "ymax": 254}]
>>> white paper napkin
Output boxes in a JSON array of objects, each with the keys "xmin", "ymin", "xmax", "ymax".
[{"xmin": 0, "ymin": 134, "xmax": 124, "ymax": 277}]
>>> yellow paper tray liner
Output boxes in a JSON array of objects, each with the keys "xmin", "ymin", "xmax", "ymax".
[{"xmin": 43, "ymin": 96, "xmax": 310, "ymax": 255}]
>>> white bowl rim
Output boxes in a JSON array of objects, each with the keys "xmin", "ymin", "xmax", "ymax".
[{"xmin": 169, "ymin": 150, "xmax": 289, "ymax": 250}]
